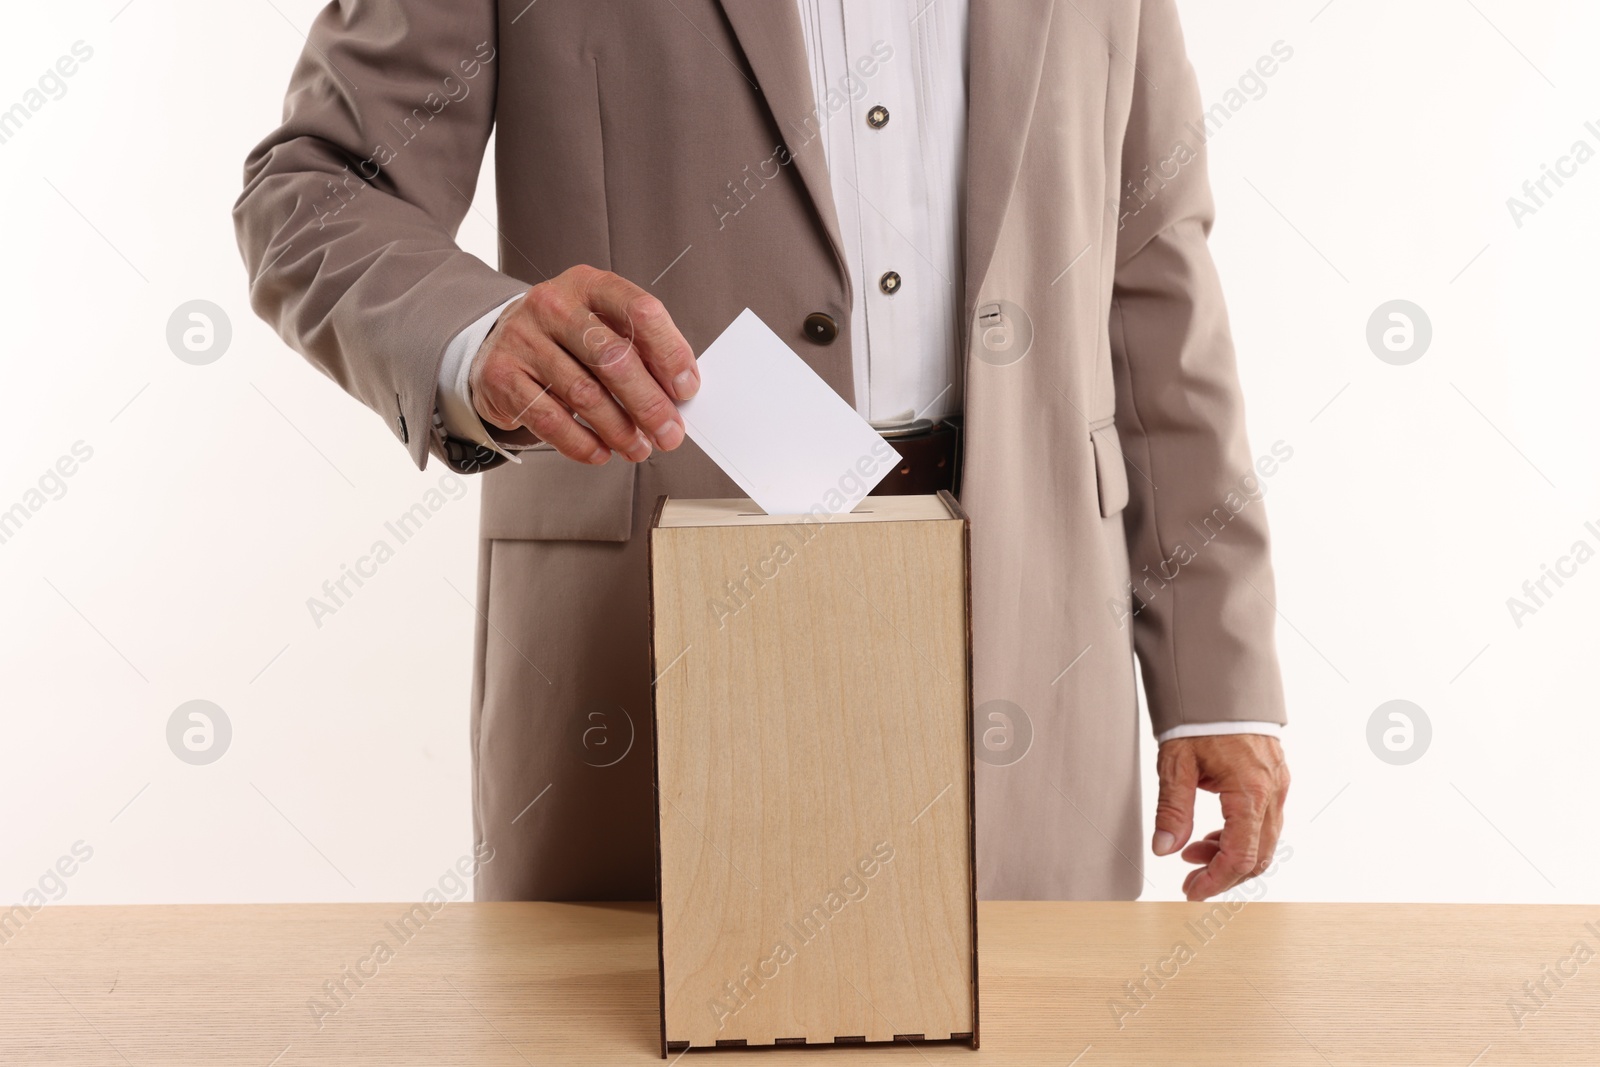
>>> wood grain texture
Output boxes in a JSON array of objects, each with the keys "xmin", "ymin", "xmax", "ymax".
[
  {"xmin": 649, "ymin": 498, "xmax": 977, "ymax": 1049},
  {"xmin": 5, "ymin": 902, "xmax": 1596, "ymax": 1064}
]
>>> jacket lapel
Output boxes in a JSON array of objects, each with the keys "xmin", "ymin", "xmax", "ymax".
[
  {"xmin": 715, "ymin": 0, "xmax": 848, "ymax": 275},
  {"xmin": 963, "ymin": 0, "xmax": 1055, "ymax": 325}
]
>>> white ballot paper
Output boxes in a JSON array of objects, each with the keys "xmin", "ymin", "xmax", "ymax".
[{"xmin": 677, "ymin": 308, "xmax": 902, "ymax": 516}]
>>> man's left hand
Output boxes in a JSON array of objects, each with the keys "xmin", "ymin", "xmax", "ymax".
[{"xmin": 1153, "ymin": 734, "xmax": 1289, "ymax": 901}]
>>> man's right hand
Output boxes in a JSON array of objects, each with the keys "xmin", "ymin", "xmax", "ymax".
[{"xmin": 470, "ymin": 265, "xmax": 701, "ymax": 465}]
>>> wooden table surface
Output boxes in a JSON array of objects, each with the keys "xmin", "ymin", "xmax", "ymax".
[{"xmin": 4, "ymin": 901, "xmax": 1594, "ymax": 1064}]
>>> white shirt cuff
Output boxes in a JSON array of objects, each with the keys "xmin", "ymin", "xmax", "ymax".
[
  {"xmin": 436, "ymin": 294, "xmax": 526, "ymax": 462},
  {"xmin": 1155, "ymin": 721, "xmax": 1283, "ymax": 744}
]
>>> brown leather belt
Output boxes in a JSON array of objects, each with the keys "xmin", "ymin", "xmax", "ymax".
[{"xmin": 869, "ymin": 416, "xmax": 962, "ymax": 497}]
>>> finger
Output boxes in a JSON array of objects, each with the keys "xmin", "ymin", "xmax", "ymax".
[
  {"xmin": 543, "ymin": 295, "xmax": 685, "ymax": 452},
  {"xmin": 1153, "ymin": 741, "xmax": 1201, "ymax": 856},
  {"xmin": 577, "ymin": 269, "xmax": 700, "ymax": 401},
  {"xmin": 1245, "ymin": 748, "xmax": 1289, "ymax": 880},
  {"xmin": 1251, "ymin": 777, "xmax": 1287, "ymax": 879},
  {"xmin": 477, "ymin": 356, "xmax": 609, "ymax": 465},
  {"xmin": 1184, "ymin": 786, "xmax": 1265, "ymax": 901},
  {"xmin": 580, "ymin": 321, "xmax": 686, "ymax": 452},
  {"xmin": 1180, "ymin": 830, "xmax": 1223, "ymax": 865},
  {"xmin": 522, "ymin": 331, "xmax": 654, "ymax": 462}
]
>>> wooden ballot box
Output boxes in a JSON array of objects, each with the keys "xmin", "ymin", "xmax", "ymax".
[{"xmin": 647, "ymin": 493, "xmax": 979, "ymax": 1054}]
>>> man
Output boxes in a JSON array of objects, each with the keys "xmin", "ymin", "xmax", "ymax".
[{"xmin": 235, "ymin": 0, "xmax": 1289, "ymax": 903}]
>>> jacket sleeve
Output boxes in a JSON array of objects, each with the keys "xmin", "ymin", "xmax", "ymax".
[
  {"xmin": 1107, "ymin": 0, "xmax": 1288, "ymax": 736},
  {"xmin": 232, "ymin": 0, "xmax": 530, "ymax": 471}
]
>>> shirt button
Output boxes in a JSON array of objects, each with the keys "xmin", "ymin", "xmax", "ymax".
[
  {"xmin": 879, "ymin": 271, "xmax": 902, "ymax": 295},
  {"xmin": 803, "ymin": 312, "xmax": 839, "ymax": 344},
  {"xmin": 866, "ymin": 104, "xmax": 890, "ymax": 129}
]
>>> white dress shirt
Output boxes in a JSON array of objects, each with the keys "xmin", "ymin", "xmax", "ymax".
[
  {"xmin": 434, "ymin": 0, "xmax": 1279, "ymax": 744},
  {"xmin": 794, "ymin": 0, "xmax": 967, "ymax": 427}
]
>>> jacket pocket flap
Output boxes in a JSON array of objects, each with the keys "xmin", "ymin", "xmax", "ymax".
[
  {"xmin": 1091, "ymin": 423, "xmax": 1131, "ymax": 518},
  {"xmin": 479, "ymin": 447, "xmax": 637, "ymax": 541}
]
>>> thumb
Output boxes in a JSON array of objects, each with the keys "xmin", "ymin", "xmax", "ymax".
[{"xmin": 1153, "ymin": 741, "xmax": 1200, "ymax": 856}]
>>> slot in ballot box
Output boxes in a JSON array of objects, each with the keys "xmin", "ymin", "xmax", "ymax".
[{"xmin": 647, "ymin": 493, "xmax": 979, "ymax": 1053}]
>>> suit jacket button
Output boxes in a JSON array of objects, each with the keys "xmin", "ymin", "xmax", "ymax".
[{"xmin": 803, "ymin": 312, "xmax": 838, "ymax": 345}]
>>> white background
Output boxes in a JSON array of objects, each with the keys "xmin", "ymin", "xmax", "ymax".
[{"xmin": 1, "ymin": 0, "xmax": 1595, "ymax": 907}]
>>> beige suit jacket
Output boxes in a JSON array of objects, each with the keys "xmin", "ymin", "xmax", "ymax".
[{"xmin": 234, "ymin": 0, "xmax": 1286, "ymax": 900}]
